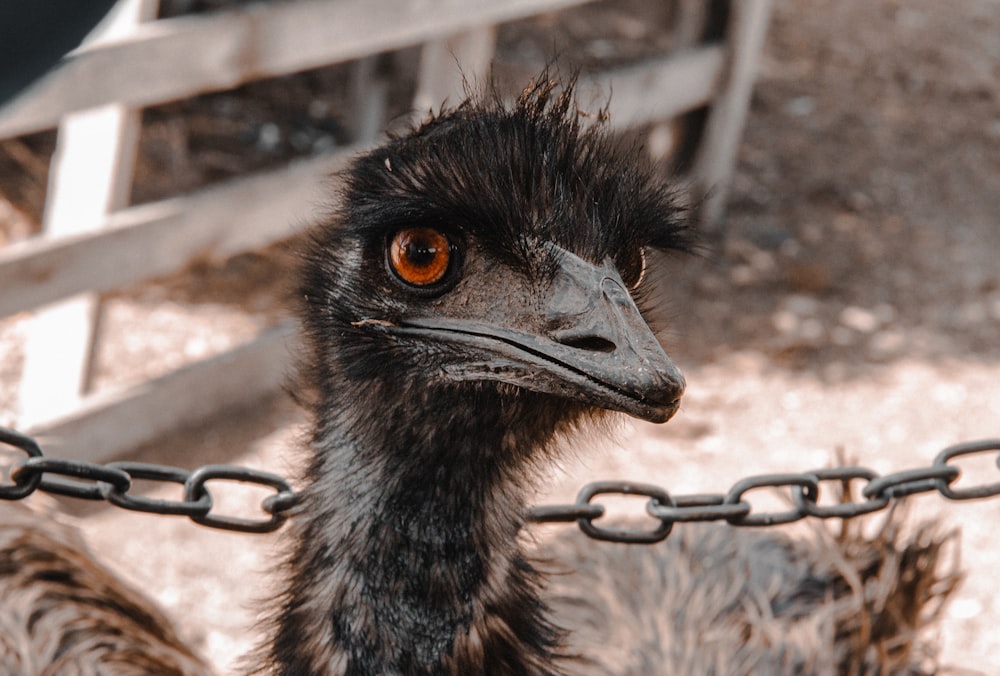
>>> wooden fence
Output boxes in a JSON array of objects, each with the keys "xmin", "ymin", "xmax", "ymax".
[{"xmin": 0, "ymin": 0, "xmax": 772, "ymax": 462}]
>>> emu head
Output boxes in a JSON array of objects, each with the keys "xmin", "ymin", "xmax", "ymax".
[{"xmin": 299, "ymin": 80, "xmax": 693, "ymax": 447}]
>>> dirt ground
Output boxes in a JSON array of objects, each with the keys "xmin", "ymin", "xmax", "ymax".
[{"xmin": 2, "ymin": 0, "xmax": 999, "ymax": 673}]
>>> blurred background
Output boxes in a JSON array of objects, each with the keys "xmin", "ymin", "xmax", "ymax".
[{"xmin": 1, "ymin": 0, "xmax": 998, "ymax": 673}]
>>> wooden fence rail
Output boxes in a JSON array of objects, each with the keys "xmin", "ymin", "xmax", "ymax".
[
  {"xmin": 0, "ymin": 0, "xmax": 772, "ymax": 462},
  {"xmin": 0, "ymin": 0, "xmax": 595, "ymax": 139},
  {"xmin": 0, "ymin": 46, "xmax": 726, "ymax": 320}
]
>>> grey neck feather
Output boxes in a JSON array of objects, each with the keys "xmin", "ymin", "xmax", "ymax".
[{"xmin": 266, "ymin": 385, "xmax": 565, "ymax": 675}]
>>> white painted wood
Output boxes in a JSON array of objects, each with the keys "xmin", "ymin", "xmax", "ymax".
[
  {"xmin": 0, "ymin": 148, "xmax": 358, "ymax": 319},
  {"xmin": 347, "ymin": 56, "xmax": 390, "ymax": 145},
  {"xmin": 692, "ymin": 0, "xmax": 773, "ymax": 226},
  {"xmin": 16, "ymin": 0, "xmax": 158, "ymax": 429},
  {"xmin": 27, "ymin": 322, "xmax": 297, "ymax": 463},
  {"xmin": 413, "ymin": 27, "xmax": 498, "ymax": 117},
  {"xmin": 0, "ymin": 0, "xmax": 594, "ymax": 139},
  {"xmin": 580, "ymin": 45, "xmax": 725, "ymax": 130}
]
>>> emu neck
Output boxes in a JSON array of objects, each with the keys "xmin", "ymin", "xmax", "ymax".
[{"xmin": 270, "ymin": 386, "xmax": 561, "ymax": 675}]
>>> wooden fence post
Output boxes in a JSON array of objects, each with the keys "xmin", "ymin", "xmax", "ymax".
[
  {"xmin": 691, "ymin": 0, "xmax": 772, "ymax": 228},
  {"xmin": 347, "ymin": 55, "xmax": 390, "ymax": 144},
  {"xmin": 412, "ymin": 27, "xmax": 498, "ymax": 117},
  {"xmin": 16, "ymin": 0, "xmax": 158, "ymax": 428}
]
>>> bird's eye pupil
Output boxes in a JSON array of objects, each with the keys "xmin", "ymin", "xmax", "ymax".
[
  {"xmin": 388, "ymin": 227, "xmax": 452, "ymax": 287},
  {"xmin": 406, "ymin": 242, "xmax": 437, "ymax": 266}
]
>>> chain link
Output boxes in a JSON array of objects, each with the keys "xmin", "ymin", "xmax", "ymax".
[
  {"xmin": 102, "ymin": 462, "xmax": 211, "ymax": 517},
  {"xmin": 572, "ymin": 481, "xmax": 675, "ymax": 543},
  {"xmin": 791, "ymin": 466, "xmax": 888, "ymax": 519},
  {"xmin": 183, "ymin": 465, "xmax": 296, "ymax": 533},
  {"xmin": 2, "ymin": 426, "xmax": 999, "ymax": 540}
]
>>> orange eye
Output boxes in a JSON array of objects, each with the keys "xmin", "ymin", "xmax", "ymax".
[{"xmin": 388, "ymin": 227, "xmax": 452, "ymax": 287}]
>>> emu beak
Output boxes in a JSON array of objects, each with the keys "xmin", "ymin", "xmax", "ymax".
[{"xmin": 389, "ymin": 249, "xmax": 685, "ymax": 424}]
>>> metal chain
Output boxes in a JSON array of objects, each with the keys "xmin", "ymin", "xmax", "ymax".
[
  {"xmin": 0, "ymin": 427, "xmax": 298, "ymax": 533},
  {"xmin": 2, "ymin": 426, "xmax": 999, "ymax": 541}
]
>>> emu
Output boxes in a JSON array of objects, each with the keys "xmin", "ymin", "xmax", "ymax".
[{"xmin": 1, "ymin": 78, "xmax": 954, "ymax": 675}]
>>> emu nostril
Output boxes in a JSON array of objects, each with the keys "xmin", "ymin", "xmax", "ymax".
[{"xmin": 558, "ymin": 335, "xmax": 617, "ymax": 353}]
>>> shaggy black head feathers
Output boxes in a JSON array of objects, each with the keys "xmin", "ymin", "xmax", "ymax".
[{"xmin": 304, "ymin": 79, "xmax": 691, "ymax": 313}]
